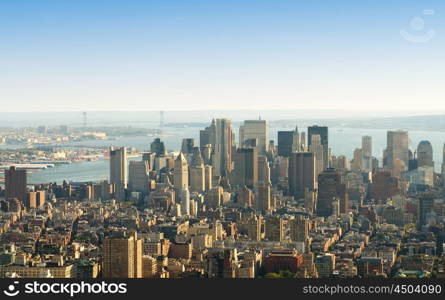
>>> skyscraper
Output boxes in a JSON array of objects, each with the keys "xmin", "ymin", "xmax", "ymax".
[
  {"xmin": 362, "ymin": 136, "xmax": 372, "ymax": 171},
  {"xmin": 257, "ymin": 155, "xmax": 270, "ymax": 185},
  {"xmin": 102, "ymin": 231, "xmax": 143, "ymax": 278},
  {"xmin": 316, "ymin": 168, "xmax": 348, "ymax": 217},
  {"xmin": 142, "ymin": 152, "xmax": 156, "ymax": 171},
  {"xmin": 190, "ymin": 147, "xmax": 205, "ymax": 193},
  {"xmin": 128, "ymin": 160, "xmax": 149, "ymax": 194},
  {"xmin": 174, "ymin": 152, "xmax": 189, "ymax": 190},
  {"xmin": 231, "ymin": 148, "xmax": 258, "ymax": 188},
  {"xmin": 277, "ymin": 126, "xmax": 299, "ymax": 157},
  {"xmin": 239, "ymin": 120, "xmax": 269, "ymax": 155},
  {"xmin": 417, "ymin": 140, "xmax": 434, "ymax": 168},
  {"xmin": 201, "ymin": 119, "xmax": 234, "ymax": 178},
  {"xmin": 309, "ymin": 134, "xmax": 324, "ymax": 177},
  {"xmin": 255, "ymin": 183, "xmax": 271, "ymax": 212},
  {"xmin": 288, "ymin": 152, "xmax": 316, "ymax": 199},
  {"xmin": 277, "ymin": 131, "xmax": 294, "ymax": 158},
  {"xmin": 362, "ymin": 135, "xmax": 372, "ymax": 158},
  {"xmin": 351, "ymin": 148, "xmax": 363, "ymax": 171},
  {"xmin": 110, "ymin": 147, "xmax": 127, "ymax": 200},
  {"xmin": 300, "ymin": 132, "xmax": 306, "ymax": 151},
  {"xmin": 181, "ymin": 138, "xmax": 195, "ymax": 155},
  {"xmin": 150, "ymin": 138, "xmax": 167, "ymax": 156},
  {"xmin": 308, "ymin": 126, "xmax": 328, "ymax": 169},
  {"xmin": 385, "ymin": 130, "xmax": 409, "ymax": 176},
  {"xmin": 5, "ymin": 166, "xmax": 27, "ymax": 203}
]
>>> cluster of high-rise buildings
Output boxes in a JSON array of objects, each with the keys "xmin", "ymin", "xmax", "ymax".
[{"xmin": 1, "ymin": 118, "xmax": 445, "ymax": 279}]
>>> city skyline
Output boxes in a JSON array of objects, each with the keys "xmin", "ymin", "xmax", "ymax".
[
  {"xmin": 2, "ymin": 0, "xmax": 445, "ymax": 290},
  {"xmin": 1, "ymin": 117, "xmax": 445, "ymax": 280}
]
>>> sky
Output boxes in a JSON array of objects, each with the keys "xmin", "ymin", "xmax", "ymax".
[{"xmin": 0, "ymin": 0, "xmax": 444, "ymax": 113}]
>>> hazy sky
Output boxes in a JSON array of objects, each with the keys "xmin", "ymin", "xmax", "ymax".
[{"xmin": 0, "ymin": 0, "xmax": 444, "ymax": 112}]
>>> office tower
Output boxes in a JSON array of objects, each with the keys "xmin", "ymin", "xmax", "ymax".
[
  {"xmin": 247, "ymin": 216, "xmax": 262, "ymax": 241},
  {"xmin": 370, "ymin": 171, "xmax": 399, "ymax": 203},
  {"xmin": 201, "ymin": 119, "xmax": 234, "ymax": 177},
  {"xmin": 150, "ymin": 138, "xmax": 167, "ymax": 156},
  {"xmin": 205, "ymin": 165, "xmax": 213, "ymax": 191},
  {"xmin": 239, "ymin": 120, "xmax": 269, "ymax": 155},
  {"xmin": 300, "ymin": 132, "xmax": 306, "ymax": 151},
  {"xmin": 316, "ymin": 168, "xmax": 348, "ymax": 217},
  {"xmin": 417, "ymin": 140, "xmax": 434, "ymax": 168},
  {"xmin": 255, "ymin": 183, "xmax": 271, "ymax": 212},
  {"xmin": 309, "ymin": 134, "xmax": 324, "ymax": 176},
  {"xmin": 180, "ymin": 188, "xmax": 190, "ymax": 216},
  {"xmin": 257, "ymin": 155, "xmax": 270, "ymax": 184},
  {"xmin": 277, "ymin": 127, "xmax": 299, "ymax": 157},
  {"xmin": 128, "ymin": 161, "xmax": 149, "ymax": 193},
  {"xmin": 292, "ymin": 126, "xmax": 300, "ymax": 152},
  {"xmin": 181, "ymin": 138, "xmax": 195, "ymax": 155},
  {"xmin": 417, "ymin": 193, "xmax": 434, "ymax": 229},
  {"xmin": 351, "ymin": 148, "xmax": 362, "ymax": 171},
  {"xmin": 5, "ymin": 166, "xmax": 27, "ymax": 203},
  {"xmin": 199, "ymin": 127, "xmax": 210, "ymax": 148},
  {"xmin": 201, "ymin": 144, "xmax": 212, "ymax": 165},
  {"xmin": 385, "ymin": 130, "xmax": 409, "ymax": 176},
  {"xmin": 142, "ymin": 152, "xmax": 156, "ymax": 171},
  {"xmin": 362, "ymin": 136, "xmax": 372, "ymax": 171},
  {"xmin": 110, "ymin": 147, "xmax": 127, "ymax": 200},
  {"xmin": 409, "ymin": 158, "xmax": 419, "ymax": 171},
  {"xmin": 271, "ymin": 156, "xmax": 288, "ymax": 185},
  {"xmin": 277, "ymin": 131, "xmax": 293, "ymax": 157},
  {"xmin": 102, "ymin": 231, "xmax": 143, "ymax": 278},
  {"xmin": 190, "ymin": 148, "xmax": 205, "ymax": 193},
  {"xmin": 289, "ymin": 215, "xmax": 309, "ymax": 244},
  {"xmin": 174, "ymin": 153, "xmax": 189, "ymax": 190},
  {"xmin": 308, "ymin": 126, "xmax": 328, "ymax": 169},
  {"xmin": 288, "ymin": 152, "xmax": 316, "ymax": 199},
  {"xmin": 264, "ymin": 216, "xmax": 284, "ymax": 242},
  {"xmin": 231, "ymin": 148, "xmax": 258, "ymax": 188}
]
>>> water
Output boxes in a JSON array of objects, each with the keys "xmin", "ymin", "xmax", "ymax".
[{"xmin": 15, "ymin": 126, "xmax": 445, "ymax": 184}]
